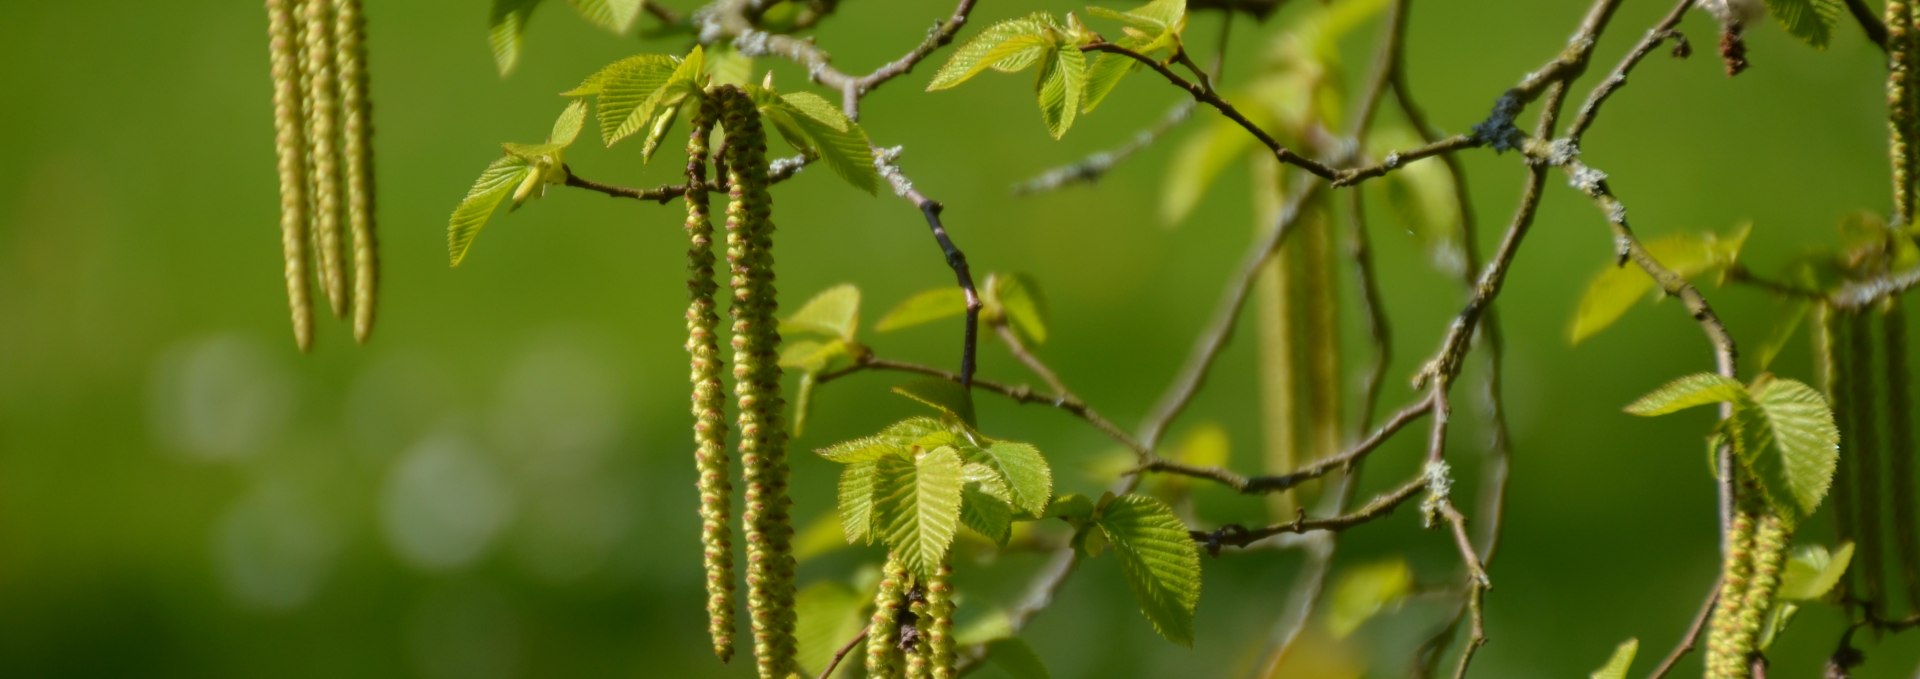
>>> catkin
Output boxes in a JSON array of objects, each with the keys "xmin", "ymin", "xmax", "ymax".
[
  {"xmin": 1730, "ymin": 510, "xmax": 1789, "ymax": 677},
  {"xmin": 299, "ymin": 0, "xmax": 349, "ymax": 318},
  {"xmin": 331, "ymin": 0, "xmax": 378, "ymax": 343},
  {"xmin": 717, "ymin": 86, "xmax": 796, "ymax": 679},
  {"xmin": 266, "ymin": 0, "xmax": 313, "ymax": 352},
  {"xmin": 867, "ymin": 557, "xmax": 907, "ymax": 679},
  {"xmin": 1890, "ymin": 0, "xmax": 1916, "ymax": 224},
  {"xmin": 1848, "ymin": 311, "xmax": 1886, "ymax": 608},
  {"xmin": 1707, "ymin": 508, "xmax": 1756, "ymax": 679},
  {"xmin": 926, "ymin": 561, "xmax": 955, "ymax": 679},
  {"xmin": 683, "ymin": 101, "xmax": 735, "ymax": 663},
  {"xmin": 1886, "ymin": 302, "xmax": 1920, "ymax": 611},
  {"xmin": 904, "ymin": 592, "xmax": 931, "ymax": 679}
]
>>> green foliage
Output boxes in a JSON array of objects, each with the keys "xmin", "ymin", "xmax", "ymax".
[
  {"xmin": 1082, "ymin": 0, "xmax": 1187, "ymax": 112},
  {"xmin": 580, "ymin": 49, "xmax": 698, "ymax": 148},
  {"xmin": 565, "ymin": 0, "xmax": 645, "ymax": 34},
  {"xmin": 875, "ymin": 447, "xmax": 966, "ymax": 578},
  {"xmin": 1034, "ymin": 43, "xmax": 1087, "ymax": 139},
  {"xmin": 1326, "ymin": 559, "xmax": 1412, "ymax": 639},
  {"xmin": 753, "ymin": 89, "xmax": 880, "ymax": 194},
  {"xmin": 876, "ymin": 287, "xmax": 969, "ymax": 332},
  {"xmin": 1776, "ymin": 541, "xmax": 1853, "ymax": 601},
  {"xmin": 1626, "ymin": 373, "xmax": 1839, "ymax": 516},
  {"xmin": 926, "ymin": 14, "xmax": 1057, "ymax": 91},
  {"xmin": 488, "ymin": 0, "xmax": 648, "ymax": 76},
  {"xmin": 783, "ymin": 284, "xmax": 861, "ymax": 341},
  {"xmin": 892, "ymin": 378, "xmax": 978, "ymax": 426},
  {"xmin": 985, "ymin": 273, "xmax": 1049, "ymax": 344},
  {"xmin": 1763, "ymin": 0, "xmax": 1843, "ymax": 49},
  {"xmin": 793, "ymin": 581, "xmax": 868, "ymax": 677},
  {"xmin": 1570, "ymin": 226, "xmax": 1749, "ymax": 344},
  {"xmin": 447, "ymin": 101, "xmax": 587, "ymax": 266},
  {"xmin": 1588, "ymin": 638, "xmax": 1638, "ymax": 679},
  {"xmin": 1162, "ymin": 117, "xmax": 1258, "ymax": 224},
  {"xmin": 1093, "ymin": 494, "xmax": 1202, "ymax": 645}
]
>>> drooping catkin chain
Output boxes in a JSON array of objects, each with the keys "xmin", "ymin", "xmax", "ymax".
[
  {"xmin": 331, "ymin": 0, "xmax": 378, "ymax": 343},
  {"xmin": 298, "ymin": 0, "xmax": 349, "ymax": 318},
  {"xmin": 904, "ymin": 592, "xmax": 931, "ymax": 679},
  {"xmin": 1886, "ymin": 302, "xmax": 1920, "ymax": 612},
  {"xmin": 1730, "ymin": 509, "xmax": 1788, "ymax": 677},
  {"xmin": 867, "ymin": 557, "xmax": 908, "ymax": 679},
  {"xmin": 683, "ymin": 100, "xmax": 736, "ymax": 663},
  {"xmin": 1891, "ymin": 0, "xmax": 1916, "ymax": 225},
  {"xmin": 266, "ymin": 0, "xmax": 314, "ymax": 352},
  {"xmin": 715, "ymin": 85, "xmax": 796, "ymax": 679},
  {"xmin": 925, "ymin": 561, "xmax": 955, "ymax": 679},
  {"xmin": 1848, "ymin": 311, "xmax": 1886, "ymax": 608},
  {"xmin": 1706, "ymin": 508, "xmax": 1757, "ymax": 679}
]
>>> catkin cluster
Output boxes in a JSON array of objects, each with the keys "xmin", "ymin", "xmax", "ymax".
[
  {"xmin": 867, "ymin": 558, "xmax": 908, "ymax": 678},
  {"xmin": 683, "ymin": 99, "xmax": 736, "ymax": 663},
  {"xmin": 264, "ymin": 0, "xmax": 378, "ymax": 351},
  {"xmin": 863, "ymin": 556, "xmax": 956, "ymax": 679}
]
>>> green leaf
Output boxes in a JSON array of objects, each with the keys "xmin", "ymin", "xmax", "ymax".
[
  {"xmin": 1764, "ymin": 0, "xmax": 1842, "ymax": 49},
  {"xmin": 892, "ymin": 379, "xmax": 977, "ymax": 427},
  {"xmin": 818, "ymin": 433, "xmax": 906, "ymax": 465},
  {"xmin": 1046, "ymin": 493, "xmax": 1095, "ymax": 524},
  {"xmin": 759, "ymin": 91, "xmax": 880, "ymax": 194},
  {"xmin": 1034, "ymin": 43, "xmax": 1086, "ymax": 139},
  {"xmin": 966, "ymin": 441, "xmax": 1052, "ymax": 516},
  {"xmin": 448, "ymin": 155, "xmax": 535, "ymax": 267},
  {"xmin": 985, "ymin": 638, "xmax": 1050, "ymax": 679},
  {"xmin": 1095, "ymin": 494, "xmax": 1202, "ymax": 645},
  {"xmin": 1778, "ymin": 542, "xmax": 1854, "ymax": 601},
  {"xmin": 876, "ymin": 447, "xmax": 967, "ymax": 578},
  {"xmin": 549, "ymin": 99, "xmax": 589, "ymax": 146},
  {"xmin": 927, "ymin": 16, "xmax": 1056, "ymax": 90},
  {"xmin": 838, "ymin": 460, "xmax": 880, "ymax": 543},
  {"xmin": 1569, "ymin": 227, "xmax": 1749, "ymax": 344},
  {"xmin": 779, "ymin": 338, "xmax": 851, "ymax": 374},
  {"xmin": 783, "ymin": 283, "xmax": 862, "ymax": 340},
  {"xmin": 638, "ymin": 101, "xmax": 684, "ymax": 164},
  {"xmin": 1326, "ymin": 559, "xmax": 1412, "ymax": 639},
  {"xmin": 488, "ymin": 0, "xmax": 546, "ymax": 76},
  {"xmin": 986, "ymin": 273, "xmax": 1048, "ymax": 344},
  {"xmin": 1589, "ymin": 638, "xmax": 1638, "ymax": 679},
  {"xmin": 564, "ymin": 53, "xmax": 675, "ymax": 97},
  {"xmin": 707, "ymin": 44, "xmax": 756, "ymax": 87},
  {"xmin": 593, "ymin": 49, "xmax": 698, "ymax": 147},
  {"xmin": 876, "ymin": 288, "xmax": 969, "ymax": 332},
  {"xmin": 792, "ymin": 372, "xmax": 816, "ymax": 437},
  {"xmin": 960, "ymin": 485, "xmax": 1014, "ymax": 544},
  {"xmin": 1748, "ymin": 377, "xmax": 1840, "ymax": 515},
  {"xmin": 1754, "ymin": 301, "xmax": 1810, "ymax": 372},
  {"xmin": 1162, "ymin": 117, "xmax": 1255, "ymax": 224},
  {"xmin": 565, "ymin": 0, "xmax": 643, "ymax": 34},
  {"xmin": 1624, "ymin": 373, "xmax": 1747, "ymax": 416},
  {"xmin": 1756, "ymin": 602, "xmax": 1799, "ymax": 651},
  {"xmin": 793, "ymin": 581, "xmax": 869, "ymax": 678}
]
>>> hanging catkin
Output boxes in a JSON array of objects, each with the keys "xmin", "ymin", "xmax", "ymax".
[
  {"xmin": 266, "ymin": 0, "xmax": 314, "ymax": 352},
  {"xmin": 926, "ymin": 561, "xmax": 955, "ymax": 679},
  {"xmin": 904, "ymin": 590, "xmax": 931, "ymax": 679},
  {"xmin": 867, "ymin": 557, "xmax": 908, "ymax": 679},
  {"xmin": 1706, "ymin": 508, "xmax": 1757, "ymax": 679},
  {"xmin": 716, "ymin": 85, "xmax": 796, "ymax": 679},
  {"xmin": 1890, "ymin": 0, "xmax": 1916, "ymax": 224},
  {"xmin": 331, "ymin": 0, "xmax": 378, "ymax": 342},
  {"xmin": 299, "ymin": 0, "xmax": 349, "ymax": 318},
  {"xmin": 1886, "ymin": 301, "xmax": 1920, "ymax": 611},
  {"xmin": 683, "ymin": 100, "xmax": 735, "ymax": 663}
]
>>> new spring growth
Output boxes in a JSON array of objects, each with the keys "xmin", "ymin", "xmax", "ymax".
[{"xmin": 683, "ymin": 98, "xmax": 735, "ymax": 663}]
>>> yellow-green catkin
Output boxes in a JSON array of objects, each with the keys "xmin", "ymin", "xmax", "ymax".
[
  {"xmin": 904, "ymin": 593, "xmax": 931, "ymax": 679},
  {"xmin": 867, "ymin": 557, "xmax": 908, "ymax": 679},
  {"xmin": 299, "ymin": 0, "xmax": 348, "ymax": 318},
  {"xmin": 266, "ymin": 0, "xmax": 313, "ymax": 352},
  {"xmin": 1707, "ymin": 508, "xmax": 1757, "ymax": 679},
  {"xmin": 926, "ymin": 561, "xmax": 955, "ymax": 679},
  {"xmin": 684, "ymin": 101, "xmax": 735, "ymax": 663},
  {"xmin": 1887, "ymin": 303, "xmax": 1920, "ymax": 611},
  {"xmin": 717, "ymin": 86, "xmax": 796, "ymax": 679},
  {"xmin": 1730, "ymin": 510, "xmax": 1790, "ymax": 676},
  {"xmin": 1891, "ymin": 0, "xmax": 1915, "ymax": 225},
  {"xmin": 331, "ymin": 0, "xmax": 377, "ymax": 342}
]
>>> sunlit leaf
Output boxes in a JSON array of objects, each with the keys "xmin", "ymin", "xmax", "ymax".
[
  {"xmin": 838, "ymin": 460, "xmax": 880, "ymax": 543},
  {"xmin": 1778, "ymin": 542, "xmax": 1853, "ymax": 601},
  {"xmin": 1589, "ymin": 638, "xmax": 1638, "ymax": 679},
  {"xmin": 1764, "ymin": 0, "xmax": 1843, "ymax": 49},
  {"xmin": 1034, "ymin": 44, "xmax": 1086, "ymax": 139},
  {"xmin": 1624, "ymin": 373, "xmax": 1746, "ymax": 416},
  {"xmin": 876, "ymin": 288, "xmax": 968, "ymax": 332},
  {"xmin": 754, "ymin": 90, "xmax": 879, "ymax": 194},
  {"xmin": 964, "ymin": 440, "xmax": 1052, "ymax": 516},
  {"xmin": 1096, "ymin": 494, "xmax": 1202, "ymax": 645},
  {"xmin": 893, "ymin": 378, "xmax": 977, "ymax": 426},
  {"xmin": 489, "ymin": 0, "xmax": 546, "ymax": 76},
  {"xmin": 1748, "ymin": 377, "xmax": 1840, "ymax": 515},
  {"xmin": 986, "ymin": 273, "xmax": 1048, "ymax": 344},
  {"xmin": 784, "ymin": 284, "xmax": 862, "ymax": 341},
  {"xmin": 1569, "ymin": 227, "xmax": 1749, "ymax": 344},
  {"xmin": 927, "ymin": 16, "xmax": 1055, "ymax": 90},
  {"xmin": 565, "ymin": 0, "xmax": 644, "ymax": 34},
  {"xmin": 960, "ymin": 485, "xmax": 1014, "ymax": 544},
  {"xmin": 794, "ymin": 581, "xmax": 868, "ymax": 678},
  {"xmin": 449, "ymin": 155, "xmax": 535, "ymax": 267},
  {"xmin": 876, "ymin": 447, "xmax": 967, "ymax": 577}
]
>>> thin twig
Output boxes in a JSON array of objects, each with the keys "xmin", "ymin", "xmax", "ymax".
[
  {"xmin": 1648, "ymin": 584, "xmax": 1718, "ymax": 679},
  {"xmin": 816, "ymin": 623, "xmax": 870, "ymax": 679},
  {"xmin": 1567, "ymin": 0, "xmax": 1697, "ymax": 141},
  {"xmin": 815, "ymin": 355, "xmax": 1145, "ymax": 455},
  {"xmin": 1844, "ymin": 0, "xmax": 1892, "ymax": 50},
  {"xmin": 1189, "ymin": 475, "xmax": 1429, "ymax": 551}
]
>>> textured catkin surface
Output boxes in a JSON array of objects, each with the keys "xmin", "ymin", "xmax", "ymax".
[
  {"xmin": 683, "ymin": 102, "xmax": 735, "ymax": 664},
  {"xmin": 1706, "ymin": 509, "xmax": 1756, "ymax": 679},
  {"xmin": 1889, "ymin": 0, "xmax": 1915, "ymax": 223},
  {"xmin": 926, "ymin": 561, "xmax": 955, "ymax": 679},
  {"xmin": 266, "ymin": 0, "xmax": 313, "ymax": 352},
  {"xmin": 867, "ymin": 557, "xmax": 907, "ymax": 679},
  {"xmin": 331, "ymin": 0, "xmax": 377, "ymax": 343},
  {"xmin": 299, "ymin": 0, "xmax": 348, "ymax": 319},
  {"xmin": 716, "ymin": 86, "xmax": 795, "ymax": 679}
]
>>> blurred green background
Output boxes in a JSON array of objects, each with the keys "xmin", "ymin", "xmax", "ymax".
[{"xmin": 2, "ymin": 0, "xmax": 1917, "ymax": 676}]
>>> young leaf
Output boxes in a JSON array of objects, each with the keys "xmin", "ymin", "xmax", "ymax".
[
  {"xmin": 986, "ymin": 273, "xmax": 1048, "ymax": 344},
  {"xmin": 1749, "ymin": 377, "xmax": 1840, "ymax": 515},
  {"xmin": 1754, "ymin": 301, "xmax": 1811, "ymax": 372},
  {"xmin": 564, "ymin": 53, "xmax": 675, "ymax": 97},
  {"xmin": 985, "ymin": 638, "xmax": 1051, "ymax": 679},
  {"xmin": 893, "ymin": 379, "xmax": 978, "ymax": 426},
  {"xmin": 793, "ymin": 581, "xmax": 869, "ymax": 678},
  {"xmin": 968, "ymin": 441, "xmax": 1053, "ymax": 516},
  {"xmin": 782, "ymin": 283, "xmax": 861, "ymax": 341},
  {"xmin": 1777, "ymin": 542, "xmax": 1854, "ymax": 601},
  {"xmin": 1095, "ymin": 494, "xmax": 1202, "ymax": 645},
  {"xmin": 1624, "ymin": 373, "xmax": 1747, "ymax": 416},
  {"xmin": 778, "ymin": 338, "xmax": 850, "ymax": 374},
  {"xmin": 448, "ymin": 155, "xmax": 535, "ymax": 267},
  {"xmin": 1046, "ymin": 493, "xmax": 1096, "ymax": 524},
  {"xmin": 876, "ymin": 288, "xmax": 969, "ymax": 332},
  {"xmin": 760, "ymin": 91, "xmax": 880, "ymax": 194},
  {"xmin": 818, "ymin": 433, "xmax": 905, "ymax": 464},
  {"xmin": 489, "ymin": 0, "xmax": 546, "ymax": 76},
  {"xmin": 838, "ymin": 460, "xmax": 880, "ymax": 543},
  {"xmin": 876, "ymin": 447, "xmax": 967, "ymax": 577},
  {"xmin": 1569, "ymin": 227, "xmax": 1749, "ymax": 344},
  {"xmin": 549, "ymin": 98, "xmax": 589, "ymax": 146},
  {"xmin": 927, "ymin": 16, "xmax": 1055, "ymax": 90},
  {"xmin": 1034, "ymin": 44, "xmax": 1087, "ymax": 139},
  {"xmin": 1756, "ymin": 603, "xmax": 1800, "ymax": 652},
  {"xmin": 880, "ymin": 416, "xmax": 965, "ymax": 451},
  {"xmin": 594, "ymin": 50, "xmax": 695, "ymax": 147},
  {"xmin": 637, "ymin": 101, "xmax": 684, "ymax": 164},
  {"xmin": 1326, "ymin": 559, "xmax": 1412, "ymax": 639},
  {"xmin": 1764, "ymin": 0, "xmax": 1842, "ymax": 49},
  {"xmin": 1589, "ymin": 638, "xmax": 1638, "ymax": 679},
  {"xmin": 1162, "ymin": 117, "xmax": 1256, "ymax": 224},
  {"xmin": 565, "ymin": 0, "xmax": 644, "ymax": 34},
  {"xmin": 960, "ymin": 485, "xmax": 1014, "ymax": 544}
]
